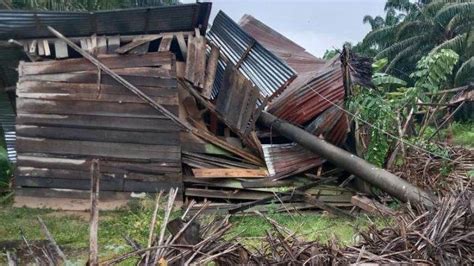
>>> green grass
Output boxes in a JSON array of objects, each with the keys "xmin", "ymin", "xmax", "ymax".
[
  {"xmin": 228, "ymin": 212, "xmax": 391, "ymax": 248},
  {"xmin": 424, "ymin": 122, "xmax": 474, "ymax": 147},
  {"xmin": 0, "ymin": 199, "xmax": 391, "ymax": 263},
  {"xmin": 0, "ymin": 196, "xmax": 187, "ymax": 263}
]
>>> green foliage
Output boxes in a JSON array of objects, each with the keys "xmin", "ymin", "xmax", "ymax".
[
  {"xmin": 229, "ymin": 213, "xmax": 392, "ymax": 247},
  {"xmin": 372, "ymin": 72, "xmax": 407, "ymax": 88},
  {"xmin": 351, "ymin": 49, "xmax": 460, "ymax": 166},
  {"xmin": 423, "ymin": 122, "xmax": 474, "ymax": 147},
  {"xmin": 410, "ymin": 49, "xmax": 459, "ymax": 94},
  {"xmin": 0, "ymin": 146, "xmax": 12, "ymax": 189},
  {"xmin": 360, "ymin": 1, "xmax": 473, "ymax": 86},
  {"xmin": 322, "ymin": 49, "xmax": 338, "ymax": 60}
]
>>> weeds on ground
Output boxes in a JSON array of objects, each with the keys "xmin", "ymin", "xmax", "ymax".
[
  {"xmin": 423, "ymin": 122, "xmax": 474, "ymax": 147},
  {"xmin": 0, "ymin": 146, "xmax": 12, "ymax": 205}
]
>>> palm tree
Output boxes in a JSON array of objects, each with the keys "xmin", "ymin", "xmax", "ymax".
[{"xmin": 362, "ymin": 0, "xmax": 473, "ymax": 86}]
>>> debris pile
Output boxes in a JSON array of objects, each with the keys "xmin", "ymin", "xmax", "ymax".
[
  {"xmin": 5, "ymin": 4, "xmax": 469, "ymax": 215},
  {"xmin": 105, "ymin": 188, "xmax": 473, "ymax": 265},
  {"xmin": 390, "ymin": 146, "xmax": 473, "ymax": 194}
]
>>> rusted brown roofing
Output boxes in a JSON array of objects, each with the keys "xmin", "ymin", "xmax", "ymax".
[{"xmin": 239, "ymin": 14, "xmax": 326, "ymax": 75}]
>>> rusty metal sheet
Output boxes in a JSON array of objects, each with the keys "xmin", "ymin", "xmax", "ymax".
[{"xmin": 262, "ymin": 143, "xmax": 325, "ymax": 178}]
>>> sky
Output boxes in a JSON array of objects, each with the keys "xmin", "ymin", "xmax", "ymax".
[{"xmin": 182, "ymin": 0, "xmax": 386, "ymax": 57}]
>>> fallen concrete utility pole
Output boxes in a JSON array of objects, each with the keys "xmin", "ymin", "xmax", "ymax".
[{"xmin": 258, "ymin": 111, "xmax": 435, "ymax": 208}]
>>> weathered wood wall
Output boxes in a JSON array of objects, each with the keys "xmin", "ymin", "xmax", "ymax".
[{"xmin": 15, "ymin": 52, "xmax": 182, "ymax": 196}]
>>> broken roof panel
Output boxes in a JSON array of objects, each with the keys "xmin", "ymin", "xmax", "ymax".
[
  {"xmin": 239, "ymin": 14, "xmax": 326, "ymax": 75},
  {"xmin": 207, "ymin": 11, "xmax": 296, "ymax": 100},
  {"xmin": 0, "ymin": 3, "xmax": 212, "ymax": 40}
]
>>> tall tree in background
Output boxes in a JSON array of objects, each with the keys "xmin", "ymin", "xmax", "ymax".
[{"xmin": 361, "ymin": 0, "xmax": 473, "ymax": 86}]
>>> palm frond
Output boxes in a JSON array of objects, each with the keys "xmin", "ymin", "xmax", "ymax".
[
  {"xmin": 435, "ymin": 2, "xmax": 474, "ymax": 26},
  {"xmin": 363, "ymin": 25, "xmax": 398, "ymax": 47},
  {"xmin": 396, "ymin": 20, "xmax": 433, "ymax": 40},
  {"xmin": 424, "ymin": 0, "xmax": 449, "ymax": 16},
  {"xmin": 385, "ymin": 43, "xmax": 421, "ymax": 73},
  {"xmin": 446, "ymin": 13, "xmax": 474, "ymax": 33},
  {"xmin": 372, "ymin": 72, "xmax": 407, "ymax": 87},
  {"xmin": 385, "ymin": 0, "xmax": 413, "ymax": 12},
  {"xmin": 431, "ymin": 33, "xmax": 467, "ymax": 54},
  {"xmin": 376, "ymin": 35, "xmax": 426, "ymax": 59},
  {"xmin": 454, "ymin": 56, "xmax": 474, "ymax": 86}
]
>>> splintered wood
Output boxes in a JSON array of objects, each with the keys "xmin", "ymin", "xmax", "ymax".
[
  {"xmin": 215, "ymin": 65, "xmax": 260, "ymax": 134},
  {"xmin": 15, "ymin": 52, "xmax": 183, "ymax": 202},
  {"xmin": 185, "ymin": 31, "xmax": 207, "ymax": 88}
]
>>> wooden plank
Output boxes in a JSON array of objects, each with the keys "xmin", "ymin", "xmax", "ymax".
[
  {"xmin": 123, "ymin": 180, "xmax": 182, "ymax": 193},
  {"xmin": 185, "ymin": 188, "xmax": 268, "ymax": 200},
  {"xmin": 17, "ymin": 156, "xmax": 181, "ymax": 175},
  {"xmin": 192, "ymin": 168, "xmax": 268, "ymax": 178},
  {"xmin": 16, "ymin": 114, "xmax": 181, "ymax": 132},
  {"xmin": 351, "ymin": 195, "xmax": 396, "ymax": 216},
  {"xmin": 53, "ymin": 40, "xmax": 68, "ymax": 59},
  {"xmin": 17, "ymin": 167, "xmax": 102, "ymax": 180},
  {"xmin": 193, "ymin": 35, "xmax": 206, "ymax": 88},
  {"xmin": 97, "ymin": 36, "xmax": 107, "ymax": 54},
  {"xmin": 37, "ymin": 40, "xmax": 45, "ymax": 56},
  {"xmin": 107, "ymin": 35, "xmax": 120, "ymax": 54},
  {"xmin": 176, "ymin": 62, "xmax": 186, "ymax": 78},
  {"xmin": 17, "ymin": 91, "xmax": 178, "ymax": 105},
  {"xmin": 16, "ymin": 137, "xmax": 181, "ymax": 161},
  {"xmin": 19, "ymin": 71, "xmax": 177, "ymax": 88},
  {"xmin": 176, "ymin": 32, "xmax": 187, "ymax": 59},
  {"xmin": 16, "ymin": 166, "xmax": 179, "ymax": 181},
  {"xmin": 19, "ymin": 52, "xmax": 174, "ymax": 75},
  {"xmin": 202, "ymin": 44, "xmax": 219, "ymax": 99},
  {"xmin": 215, "ymin": 66, "xmax": 234, "ymax": 116},
  {"xmin": 184, "ymin": 35, "xmax": 195, "ymax": 82},
  {"xmin": 14, "ymin": 196, "xmax": 128, "ymax": 211},
  {"xmin": 16, "ymin": 176, "xmax": 123, "ymax": 191},
  {"xmin": 15, "ymin": 187, "xmax": 134, "ymax": 200},
  {"xmin": 17, "ymin": 80, "xmax": 177, "ymax": 97},
  {"xmin": 16, "ymin": 125, "xmax": 180, "ymax": 145},
  {"xmin": 116, "ymin": 35, "xmax": 161, "ymax": 54},
  {"xmin": 225, "ymin": 69, "xmax": 246, "ymax": 126},
  {"xmin": 43, "ymin": 40, "xmax": 51, "ymax": 56},
  {"xmin": 29, "ymin": 40, "xmax": 37, "ymax": 54},
  {"xmin": 17, "ymin": 98, "xmax": 179, "ymax": 118},
  {"xmin": 158, "ymin": 34, "xmax": 173, "ymax": 52},
  {"xmin": 238, "ymin": 84, "xmax": 259, "ymax": 131},
  {"xmin": 80, "ymin": 38, "xmax": 88, "ymax": 51}
]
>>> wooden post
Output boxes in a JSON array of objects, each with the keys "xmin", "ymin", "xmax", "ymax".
[{"xmin": 89, "ymin": 159, "xmax": 100, "ymax": 266}]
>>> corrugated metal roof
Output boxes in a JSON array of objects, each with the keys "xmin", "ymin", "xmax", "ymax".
[
  {"xmin": 0, "ymin": 3, "xmax": 212, "ymax": 40},
  {"xmin": 239, "ymin": 14, "xmax": 326, "ymax": 75},
  {"xmin": 207, "ymin": 11, "xmax": 296, "ymax": 100},
  {"xmin": 0, "ymin": 92, "xmax": 16, "ymax": 162}
]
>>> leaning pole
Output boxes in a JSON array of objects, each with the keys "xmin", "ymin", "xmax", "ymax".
[{"xmin": 258, "ymin": 111, "xmax": 435, "ymax": 208}]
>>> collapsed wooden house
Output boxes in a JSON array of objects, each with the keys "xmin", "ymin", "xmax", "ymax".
[{"xmin": 0, "ymin": 4, "xmax": 373, "ymax": 211}]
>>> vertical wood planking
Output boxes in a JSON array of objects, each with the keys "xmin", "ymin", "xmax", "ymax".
[{"xmin": 203, "ymin": 44, "xmax": 220, "ymax": 99}]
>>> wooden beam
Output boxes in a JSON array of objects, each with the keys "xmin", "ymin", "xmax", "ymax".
[
  {"xmin": 351, "ymin": 195, "xmax": 396, "ymax": 216},
  {"xmin": 115, "ymin": 35, "xmax": 162, "ymax": 54},
  {"xmin": 202, "ymin": 43, "xmax": 219, "ymax": 99},
  {"xmin": 192, "ymin": 168, "xmax": 268, "ymax": 178},
  {"xmin": 89, "ymin": 159, "xmax": 99, "ymax": 266}
]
